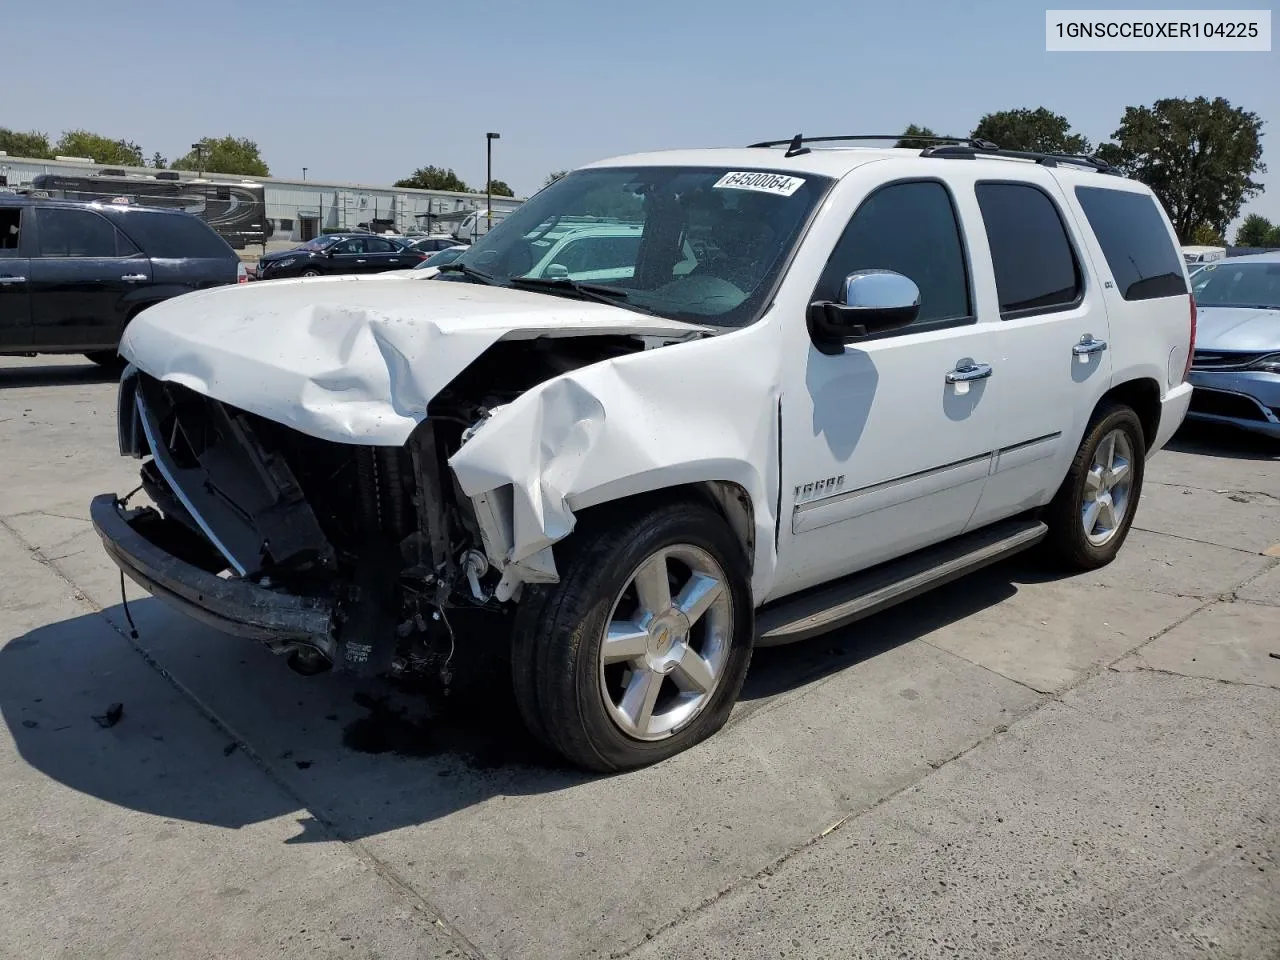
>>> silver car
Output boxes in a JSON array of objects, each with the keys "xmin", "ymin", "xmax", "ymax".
[{"xmin": 1187, "ymin": 252, "xmax": 1280, "ymax": 439}]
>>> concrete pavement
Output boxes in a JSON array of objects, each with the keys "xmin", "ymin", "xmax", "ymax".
[{"xmin": 1, "ymin": 355, "xmax": 1276, "ymax": 959}]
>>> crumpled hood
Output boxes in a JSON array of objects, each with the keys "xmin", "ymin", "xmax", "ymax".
[
  {"xmin": 1194, "ymin": 306, "xmax": 1280, "ymax": 352},
  {"xmin": 120, "ymin": 275, "xmax": 711, "ymax": 445}
]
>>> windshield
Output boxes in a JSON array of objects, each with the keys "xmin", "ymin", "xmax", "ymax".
[
  {"xmin": 1191, "ymin": 260, "xmax": 1280, "ymax": 310},
  {"xmin": 443, "ymin": 166, "xmax": 833, "ymax": 326}
]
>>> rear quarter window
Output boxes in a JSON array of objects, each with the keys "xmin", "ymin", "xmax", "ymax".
[
  {"xmin": 115, "ymin": 210, "xmax": 236, "ymax": 260},
  {"xmin": 1074, "ymin": 187, "xmax": 1187, "ymax": 301}
]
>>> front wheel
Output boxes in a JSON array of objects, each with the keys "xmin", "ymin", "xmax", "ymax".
[
  {"xmin": 511, "ymin": 500, "xmax": 754, "ymax": 772},
  {"xmin": 300, "ymin": 268, "xmax": 322, "ymax": 278},
  {"xmin": 84, "ymin": 350, "xmax": 124, "ymax": 371},
  {"xmin": 1042, "ymin": 404, "xmax": 1146, "ymax": 570}
]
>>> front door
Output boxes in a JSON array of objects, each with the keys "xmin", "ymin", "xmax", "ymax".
[
  {"xmin": 0, "ymin": 205, "xmax": 31, "ymax": 348},
  {"xmin": 773, "ymin": 179, "xmax": 1003, "ymax": 599},
  {"xmin": 28, "ymin": 206, "xmax": 145, "ymax": 350}
]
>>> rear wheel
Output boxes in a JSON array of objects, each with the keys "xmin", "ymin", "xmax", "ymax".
[
  {"xmin": 1042, "ymin": 404, "xmax": 1146, "ymax": 570},
  {"xmin": 511, "ymin": 501, "xmax": 754, "ymax": 772}
]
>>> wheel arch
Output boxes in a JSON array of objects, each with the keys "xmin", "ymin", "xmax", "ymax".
[{"xmin": 1095, "ymin": 376, "xmax": 1161, "ymax": 452}]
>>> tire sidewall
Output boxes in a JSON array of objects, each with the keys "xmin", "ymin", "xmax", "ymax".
[
  {"xmin": 1062, "ymin": 407, "xmax": 1147, "ymax": 565},
  {"xmin": 556, "ymin": 504, "xmax": 754, "ymax": 770}
]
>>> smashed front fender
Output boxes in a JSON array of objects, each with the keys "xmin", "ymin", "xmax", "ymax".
[{"xmin": 448, "ymin": 331, "xmax": 782, "ymax": 599}]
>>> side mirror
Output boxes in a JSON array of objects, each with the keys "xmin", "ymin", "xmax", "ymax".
[
  {"xmin": 544, "ymin": 263, "xmax": 570, "ymax": 280},
  {"xmin": 807, "ymin": 270, "xmax": 921, "ymax": 356}
]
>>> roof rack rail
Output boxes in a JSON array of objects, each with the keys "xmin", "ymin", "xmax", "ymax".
[
  {"xmin": 747, "ymin": 134, "xmax": 996, "ymax": 158},
  {"xmin": 920, "ymin": 143, "xmax": 1118, "ymax": 174}
]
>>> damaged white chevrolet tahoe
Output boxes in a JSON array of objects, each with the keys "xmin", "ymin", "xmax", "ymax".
[{"xmin": 91, "ymin": 137, "xmax": 1196, "ymax": 771}]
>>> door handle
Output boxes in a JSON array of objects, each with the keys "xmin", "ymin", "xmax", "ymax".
[
  {"xmin": 946, "ymin": 362, "xmax": 993, "ymax": 383},
  {"xmin": 121, "ymin": 274, "xmax": 148, "ymax": 282},
  {"xmin": 356, "ymin": 259, "xmax": 367, "ymax": 263},
  {"xmin": 1073, "ymin": 335, "xmax": 1108, "ymax": 357},
  {"xmin": 0, "ymin": 275, "xmax": 27, "ymax": 284}
]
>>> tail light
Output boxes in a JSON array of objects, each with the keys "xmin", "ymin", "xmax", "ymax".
[
  {"xmin": 237, "ymin": 262, "xmax": 249, "ymax": 284},
  {"xmin": 1183, "ymin": 294, "xmax": 1197, "ymax": 381}
]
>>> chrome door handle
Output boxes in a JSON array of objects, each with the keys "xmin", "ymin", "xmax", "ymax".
[
  {"xmin": 356, "ymin": 259, "xmax": 367, "ymax": 263},
  {"xmin": 946, "ymin": 362, "xmax": 993, "ymax": 383},
  {"xmin": 1073, "ymin": 335, "xmax": 1108, "ymax": 356},
  {"xmin": 121, "ymin": 274, "xmax": 148, "ymax": 282},
  {"xmin": 0, "ymin": 275, "xmax": 27, "ymax": 284}
]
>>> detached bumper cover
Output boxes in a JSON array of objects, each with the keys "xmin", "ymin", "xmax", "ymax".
[{"xmin": 90, "ymin": 494, "xmax": 335, "ymax": 643}]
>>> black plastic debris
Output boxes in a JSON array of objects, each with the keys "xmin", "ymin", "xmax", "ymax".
[{"xmin": 92, "ymin": 703, "xmax": 124, "ymax": 728}]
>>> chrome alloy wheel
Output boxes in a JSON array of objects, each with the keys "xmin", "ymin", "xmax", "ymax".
[
  {"xmin": 1081, "ymin": 428, "xmax": 1134, "ymax": 546},
  {"xmin": 598, "ymin": 545, "xmax": 733, "ymax": 741}
]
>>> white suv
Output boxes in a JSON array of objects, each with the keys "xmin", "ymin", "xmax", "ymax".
[{"xmin": 92, "ymin": 136, "xmax": 1195, "ymax": 771}]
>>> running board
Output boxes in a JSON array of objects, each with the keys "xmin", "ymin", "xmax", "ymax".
[{"xmin": 755, "ymin": 518, "xmax": 1047, "ymax": 647}]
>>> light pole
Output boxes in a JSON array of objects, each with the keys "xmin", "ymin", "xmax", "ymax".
[
  {"xmin": 191, "ymin": 142, "xmax": 206, "ymax": 178},
  {"xmin": 302, "ymin": 167, "xmax": 308, "ymax": 181},
  {"xmin": 485, "ymin": 132, "xmax": 500, "ymax": 232}
]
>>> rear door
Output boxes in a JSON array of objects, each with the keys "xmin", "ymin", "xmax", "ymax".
[
  {"xmin": 115, "ymin": 208, "xmax": 240, "ymax": 296},
  {"xmin": 0, "ymin": 204, "xmax": 31, "ymax": 348},
  {"xmin": 965, "ymin": 174, "xmax": 1113, "ymax": 528},
  {"xmin": 363, "ymin": 236, "xmax": 406, "ymax": 272},
  {"xmin": 28, "ymin": 206, "xmax": 146, "ymax": 350}
]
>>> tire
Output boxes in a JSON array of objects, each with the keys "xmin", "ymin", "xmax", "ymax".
[
  {"xmin": 1042, "ymin": 403, "xmax": 1146, "ymax": 571},
  {"xmin": 301, "ymin": 268, "xmax": 321, "ymax": 278},
  {"xmin": 84, "ymin": 350, "xmax": 124, "ymax": 371},
  {"xmin": 511, "ymin": 500, "xmax": 754, "ymax": 772}
]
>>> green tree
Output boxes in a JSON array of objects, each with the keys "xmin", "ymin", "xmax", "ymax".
[
  {"xmin": 1234, "ymin": 213, "xmax": 1278, "ymax": 247},
  {"xmin": 1096, "ymin": 97, "xmax": 1265, "ymax": 243},
  {"xmin": 1190, "ymin": 223, "xmax": 1225, "ymax": 246},
  {"xmin": 394, "ymin": 165, "xmax": 469, "ymax": 192},
  {"xmin": 150, "ymin": 151, "xmax": 168, "ymax": 169},
  {"xmin": 54, "ymin": 130, "xmax": 145, "ymax": 166},
  {"xmin": 895, "ymin": 124, "xmax": 941, "ymax": 149},
  {"xmin": 486, "ymin": 179, "xmax": 514, "ymax": 197},
  {"xmin": 543, "ymin": 169, "xmax": 570, "ymax": 187},
  {"xmin": 172, "ymin": 136, "xmax": 270, "ymax": 177},
  {"xmin": 0, "ymin": 128, "xmax": 53, "ymax": 158},
  {"xmin": 970, "ymin": 108, "xmax": 1091, "ymax": 154}
]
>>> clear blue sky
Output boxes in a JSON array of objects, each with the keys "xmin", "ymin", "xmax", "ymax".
[{"xmin": 6, "ymin": 0, "xmax": 1277, "ymax": 229}]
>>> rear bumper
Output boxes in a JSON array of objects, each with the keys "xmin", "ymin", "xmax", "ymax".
[
  {"xmin": 90, "ymin": 494, "xmax": 335, "ymax": 644},
  {"xmin": 1151, "ymin": 382, "xmax": 1193, "ymax": 454}
]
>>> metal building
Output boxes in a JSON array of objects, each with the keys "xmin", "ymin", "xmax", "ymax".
[{"xmin": 0, "ymin": 153, "xmax": 524, "ymax": 245}]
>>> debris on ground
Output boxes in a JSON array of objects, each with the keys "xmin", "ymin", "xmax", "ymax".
[{"xmin": 92, "ymin": 703, "xmax": 124, "ymax": 728}]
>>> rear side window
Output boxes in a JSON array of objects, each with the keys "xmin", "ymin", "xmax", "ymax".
[
  {"xmin": 36, "ymin": 207, "xmax": 136, "ymax": 257},
  {"xmin": 1074, "ymin": 187, "xmax": 1187, "ymax": 301},
  {"xmin": 0, "ymin": 207, "xmax": 20, "ymax": 255},
  {"xmin": 976, "ymin": 183, "xmax": 1082, "ymax": 317},
  {"xmin": 115, "ymin": 210, "xmax": 235, "ymax": 259}
]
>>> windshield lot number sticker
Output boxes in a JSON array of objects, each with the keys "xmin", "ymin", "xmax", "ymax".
[{"xmin": 713, "ymin": 172, "xmax": 806, "ymax": 197}]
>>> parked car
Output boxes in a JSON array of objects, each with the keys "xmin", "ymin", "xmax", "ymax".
[
  {"xmin": 408, "ymin": 235, "xmax": 465, "ymax": 254},
  {"xmin": 255, "ymin": 233, "xmax": 425, "ymax": 280},
  {"xmin": 1186, "ymin": 252, "xmax": 1280, "ymax": 438},
  {"xmin": 0, "ymin": 195, "xmax": 245, "ymax": 366},
  {"xmin": 91, "ymin": 138, "xmax": 1194, "ymax": 772},
  {"xmin": 412, "ymin": 244, "xmax": 469, "ymax": 273}
]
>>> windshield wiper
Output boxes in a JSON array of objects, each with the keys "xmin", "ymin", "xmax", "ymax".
[
  {"xmin": 509, "ymin": 276, "xmax": 667, "ymax": 318},
  {"xmin": 507, "ymin": 275, "xmax": 637, "ymax": 307},
  {"xmin": 436, "ymin": 262, "xmax": 497, "ymax": 285}
]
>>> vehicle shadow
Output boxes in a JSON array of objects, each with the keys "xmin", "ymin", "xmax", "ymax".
[
  {"xmin": 0, "ymin": 362, "xmax": 119, "ymax": 389},
  {"xmin": 0, "ymin": 559, "xmax": 1027, "ymax": 842},
  {"xmin": 1168, "ymin": 421, "xmax": 1279, "ymax": 460}
]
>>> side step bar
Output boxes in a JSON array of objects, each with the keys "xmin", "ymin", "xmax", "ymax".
[{"xmin": 755, "ymin": 518, "xmax": 1047, "ymax": 647}]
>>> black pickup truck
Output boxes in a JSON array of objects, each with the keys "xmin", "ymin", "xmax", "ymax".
[{"xmin": 0, "ymin": 194, "xmax": 245, "ymax": 366}]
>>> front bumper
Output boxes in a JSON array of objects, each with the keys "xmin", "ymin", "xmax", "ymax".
[
  {"xmin": 1186, "ymin": 370, "xmax": 1280, "ymax": 439},
  {"xmin": 90, "ymin": 494, "xmax": 335, "ymax": 645}
]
